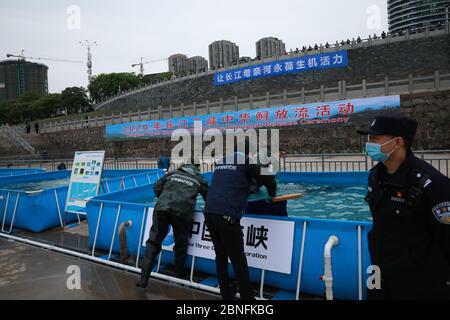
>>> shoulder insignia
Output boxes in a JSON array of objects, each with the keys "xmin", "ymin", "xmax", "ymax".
[{"xmin": 432, "ymin": 202, "xmax": 450, "ymax": 224}]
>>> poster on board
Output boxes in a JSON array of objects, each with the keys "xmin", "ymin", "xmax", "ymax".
[{"xmin": 65, "ymin": 150, "xmax": 105, "ymax": 214}]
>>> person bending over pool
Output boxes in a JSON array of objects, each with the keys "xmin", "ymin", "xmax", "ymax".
[
  {"xmin": 203, "ymin": 141, "xmax": 277, "ymax": 300},
  {"xmin": 136, "ymin": 161, "xmax": 209, "ymax": 288}
]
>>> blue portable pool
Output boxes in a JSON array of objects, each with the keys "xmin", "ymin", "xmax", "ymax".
[
  {"xmin": 0, "ymin": 169, "xmax": 165, "ymax": 233},
  {"xmin": 0, "ymin": 168, "xmax": 45, "ymax": 178},
  {"xmin": 86, "ymin": 171, "xmax": 373, "ymax": 300}
]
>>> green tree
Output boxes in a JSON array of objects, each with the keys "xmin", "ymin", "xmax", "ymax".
[
  {"xmin": 61, "ymin": 86, "xmax": 91, "ymax": 114},
  {"xmin": 88, "ymin": 73, "xmax": 141, "ymax": 103},
  {"xmin": 11, "ymin": 101, "xmax": 31, "ymax": 123},
  {"xmin": 0, "ymin": 101, "xmax": 11, "ymax": 124},
  {"xmin": 31, "ymin": 94, "xmax": 62, "ymax": 119},
  {"xmin": 20, "ymin": 91, "xmax": 41, "ymax": 103},
  {"xmin": 0, "ymin": 92, "xmax": 41, "ymax": 124}
]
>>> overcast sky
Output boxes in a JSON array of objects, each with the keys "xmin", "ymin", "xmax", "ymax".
[{"xmin": 1, "ymin": 0, "xmax": 388, "ymax": 93}]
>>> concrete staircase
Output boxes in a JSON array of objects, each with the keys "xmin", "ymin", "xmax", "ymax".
[
  {"xmin": 0, "ymin": 125, "xmax": 35, "ymax": 156},
  {"xmin": 0, "ymin": 125, "xmax": 64, "ymax": 159},
  {"xmin": 10, "ymin": 125, "xmax": 62, "ymax": 157}
]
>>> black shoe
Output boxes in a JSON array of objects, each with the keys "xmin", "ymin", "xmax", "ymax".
[{"xmin": 230, "ymin": 282, "xmax": 239, "ymax": 299}]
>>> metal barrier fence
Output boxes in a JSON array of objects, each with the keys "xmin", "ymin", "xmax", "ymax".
[
  {"xmin": 0, "ymin": 158, "xmax": 160, "ymax": 172},
  {"xmin": 1, "ymin": 151, "xmax": 449, "ymax": 177}
]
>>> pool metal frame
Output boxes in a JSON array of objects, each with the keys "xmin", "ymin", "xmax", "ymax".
[
  {"xmin": 81, "ymin": 171, "xmax": 371, "ymax": 300},
  {"xmin": 0, "ymin": 169, "xmax": 164, "ymax": 236},
  {"xmin": 0, "ymin": 209, "xmax": 365, "ymax": 300},
  {"xmin": 1, "ymin": 170, "xmax": 368, "ymax": 300},
  {"xmin": 1, "ymin": 191, "xmax": 20, "ymax": 233},
  {"xmin": 89, "ymin": 199, "xmax": 272, "ymax": 299},
  {"xmin": 86, "ymin": 198, "xmax": 366, "ymax": 300},
  {"xmin": 0, "ymin": 196, "xmax": 367, "ymax": 301},
  {"xmin": 2, "ymin": 181, "xmax": 97, "ymax": 234},
  {"xmin": 69, "ymin": 171, "xmax": 163, "ymax": 229}
]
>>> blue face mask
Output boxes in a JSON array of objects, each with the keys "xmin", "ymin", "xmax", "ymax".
[{"xmin": 365, "ymin": 138, "xmax": 397, "ymax": 162}]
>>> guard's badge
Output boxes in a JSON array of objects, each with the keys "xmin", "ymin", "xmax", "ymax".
[{"xmin": 432, "ymin": 202, "xmax": 450, "ymax": 224}]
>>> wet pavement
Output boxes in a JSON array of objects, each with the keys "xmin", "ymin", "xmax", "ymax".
[
  {"xmin": 0, "ymin": 222, "xmax": 317, "ymax": 300},
  {"xmin": 14, "ymin": 222, "xmax": 91, "ymax": 254},
  {"xmin": 0, "ymin": 237, "xmax": 219, "ymax": 300}
]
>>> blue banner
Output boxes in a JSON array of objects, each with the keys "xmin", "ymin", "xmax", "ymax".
[
  {"xmin": 105, "ymin": 96, "xmax": 400, "ymax": 141},
  {"xmin": 214, "ymin": 51, "xmax": 348, "ymax": 86}
]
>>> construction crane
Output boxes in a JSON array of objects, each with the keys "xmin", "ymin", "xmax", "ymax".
[
  {"xmin": 132, "ymin": 57, "xmax": 168, "ymax": 76},
  {"xmin": 79, "ymin": 41, "xmax": 98, "ymax": 84},
  {"xmin": 6, "ymin": 49, "xmax": 87, "ymax": 90},
  {"xmin": 6, "ymin": 50, "xmax": 84, "ymax": 64}
]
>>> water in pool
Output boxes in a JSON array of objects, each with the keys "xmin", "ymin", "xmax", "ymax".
[
  {"xmin": 0, "ymin": 176, "xmax": 117, "ymax": 192},
  {"xmin": 0, "ymin": 178, "xmax": 70, "ymax": 192},
  {"xmin": 278, "ymin": 183, "xmax": 371, "ymax": 221},
  {"xmin": 133, "ymin": 183, "xmax": 372, "ymax": 222}
]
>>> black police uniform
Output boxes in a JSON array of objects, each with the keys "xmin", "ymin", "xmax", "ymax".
[
  {"xmin": 358, "ymin": 115, "xmax": 450, "ymax": 299},
  {"xmin": 204, "ymin": 152, "xmax": 277, "ymax": 300},
  {"xmin": 136, "ymin": 164, "xmax": 208, "ymax": 288},
  {"xmin": 366, "ymin": 150, "xmax": 450, "ymax": 299}
]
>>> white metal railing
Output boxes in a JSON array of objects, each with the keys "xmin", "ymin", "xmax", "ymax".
[
  {"xmin": 0, "ymin": 125, "xmax": 35, "ymax": 154},
  {"xmin": 38, "ymin": 70, "xmax": 450, "ymax": 134},
  {"xmin": 88, "ymin": 200, "xmax": 278, "ymax": 299},
  {"xmin": 0, "ymin": 210, "xmax": 362, "ymax": 300},
  {"xmin": 0, "ymin": 152, "xmax": 449, "ymax": 177},
  {"xmin": 1, "ymin": 191, "xmax": 20, "ymax": 234},
  {"xmin": 88, "ymin": 201, "xmax": 232, "ymax": 297},
  {"xmin": 90, "ymin": 24, "xmax": 449, "ymax": 110}
]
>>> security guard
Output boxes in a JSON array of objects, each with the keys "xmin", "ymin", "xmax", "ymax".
[
  {"xmin": 357, "ymin": 115, "xmax": 450, "ymax": 299},
  {"xmin": 203, "ymin": 142, "xmax": 277, "ymax": 300},
  {"xmin": 136, "ymin": 162, "xmax": 208, "ymax": 288}
]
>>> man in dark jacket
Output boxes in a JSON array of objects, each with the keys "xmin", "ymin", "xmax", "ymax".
[
  {"xmin": 136, "ymin": 163, "xmax": 209, "ymax": 288},
  {"xmin": 358, "ymin": 115, "xmax": 450, "ymax": 299},
  {"xmin": 203, "ymin": 147, "xmax": 277, "ymax": 300}
]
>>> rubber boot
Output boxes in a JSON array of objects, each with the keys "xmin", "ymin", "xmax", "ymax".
[{"xmin": 136, "ymin": 250, "xmax": 153, "ymax": 288}]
